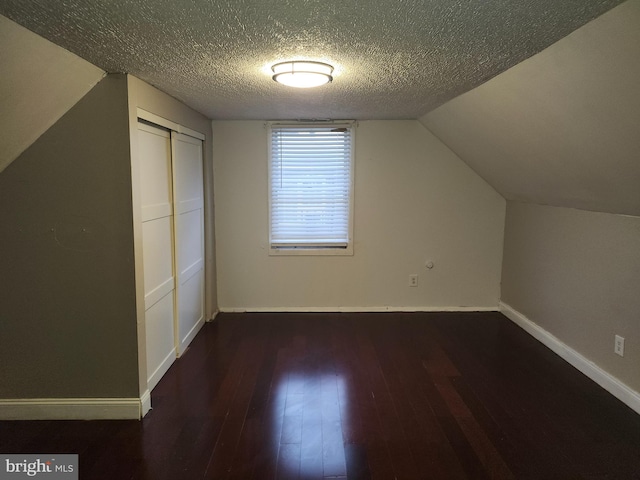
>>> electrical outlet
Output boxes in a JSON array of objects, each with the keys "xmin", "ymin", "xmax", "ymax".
[
  {"xmin": 614, "ymin": 335, "xmax": 625, "ymax": 357},
  {"xmin": 409, "ymin": 274, "xmax": 418, "ymax": 287}
]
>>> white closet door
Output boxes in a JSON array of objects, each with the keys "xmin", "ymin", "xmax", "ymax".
[
  {"xmin": 171, "ymin": 132, "xmax": 205, "ymax": 355},
  {"xmin": 137, "ymin": 123, "xmax": 176, "ymax": 391}
]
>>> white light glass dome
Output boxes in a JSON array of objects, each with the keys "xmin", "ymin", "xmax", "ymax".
[{"xmin": 272, "ymin": 61, "xmax": 334, "ymax": 88}]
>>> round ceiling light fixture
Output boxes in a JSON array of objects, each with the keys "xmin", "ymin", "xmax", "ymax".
[{"xmin": 271, "ymin": 61, "xmax": 334, "ymax": 88}]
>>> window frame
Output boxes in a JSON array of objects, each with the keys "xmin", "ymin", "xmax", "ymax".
[{"xmin": 267, "ymin": 121, "xmax": 355, "ymax": 256}]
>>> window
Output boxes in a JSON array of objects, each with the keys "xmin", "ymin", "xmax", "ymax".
[{"xmin": 268, "ymin": 122, "xmax": 355, "ymax": 255}]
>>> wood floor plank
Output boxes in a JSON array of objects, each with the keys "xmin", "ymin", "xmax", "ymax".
[
  {"xmin": 204, "ymin": 337, "xmax": 265, "ymax": 479},
  {"xmin": 371, "ymin": 333, "xmax": 426, "ymax": 479},
  {"xmin": 388, "ymin": 340, "xmax": 468, "ymax": 479},
  {"xmin": 450, "ymin": 375, "xmax": 542, "ymax": 479},
  {"xmin": 435, "ymin": 375, "xmax": 514, "ymax": 479},
  {"xmin": 354, "ymin": 328, "xmax": 403, "ymax": 480}
]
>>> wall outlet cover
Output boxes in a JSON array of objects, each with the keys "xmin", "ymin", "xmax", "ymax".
[{"xmin": 614, "ymin": 335, "xmax": 625, "ymax": 357}]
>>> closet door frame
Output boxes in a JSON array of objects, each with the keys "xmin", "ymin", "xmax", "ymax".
[{"xmin": 131, "ymin": 109, "xmax": 206, "ymax": 416}]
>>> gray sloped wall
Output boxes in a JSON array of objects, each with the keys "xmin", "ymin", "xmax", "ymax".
[{"xmin": 0, "ymin": 74, "xmax": 139, "ymax": 399}]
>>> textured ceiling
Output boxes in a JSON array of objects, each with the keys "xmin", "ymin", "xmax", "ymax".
[{"xmin": 0, "ymin": 0, "xmax": 625, "ymax": 120}]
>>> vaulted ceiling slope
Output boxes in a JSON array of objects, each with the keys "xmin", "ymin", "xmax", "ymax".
[
  {"xmin": 421, "ymin": 0, "xmax": 640, "ymax": 217},
  {"xmin": 0, "ymin": 0, "xmax": 624, "ymax": 120},
  {"xmin": 0, "ymin": 15, "xmax": 104, "ymax": 173}
]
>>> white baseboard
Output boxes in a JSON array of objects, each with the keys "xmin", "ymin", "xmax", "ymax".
[
  {"xmin": 0, "ymin": 397, "xmax": 143, "ymax": 420},
  {"xmin": 500, "ymin": 301, "xmax": 640, "ymax": 415},
  {"xmin": 207, "ymin": 309, "xmax": 220, "ymax": 322},
  {"xmin": 178, "ymin": 317, "xmax": 205, "ymax": 357},
  {"xmin": 219, "ymin": 306, "xmax": 499, "ymax": 313}
]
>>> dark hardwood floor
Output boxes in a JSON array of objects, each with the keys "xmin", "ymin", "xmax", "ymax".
[{"xmin": 2, "ymin": 312, "xmax": 640, "ymax": 479}]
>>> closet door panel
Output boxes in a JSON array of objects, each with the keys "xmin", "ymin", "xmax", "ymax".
[
  {"xmin": 144, "ymin": 293, "xmax": 176, "ymax": 390},
  {"xmin": 173, "ymin": 135, "xmax": 204, "ymax": 212},
  {"xmin": 138, "ymin": 126, "xmax": 173, "ymax": 219},
  {"xmin": 141, "ymin": 217, "xmax": 174, "ymax": 309},
  {"xmin": 176, "ymin": 209, "xmax": 203, "ymax": 275},
  {"xmin": 137, "ymin": 123, "xmax": 176, "ymax": 391},
  {"xmin": 177, "ymin": 270, "xmax": 204, "ymax": 348},
  {"xmin": 172, "ymin": 132, "xmax": 205, "ymax": 354}
]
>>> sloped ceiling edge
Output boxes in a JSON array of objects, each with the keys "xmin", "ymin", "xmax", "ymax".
[
  {"xmin": 420, "ymin": 0, "xmax": 640, "ymax": 217},
  {"xmin": 0, "ymin": 15, "xmax": 105, "ymax": 174}
]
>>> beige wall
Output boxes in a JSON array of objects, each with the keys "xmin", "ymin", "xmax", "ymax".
[
  {"xmin": 501, "ymin": 202, "xmax": 640, "ymax": 393},
  {"xmin": 0, "ymin": 14, "xmax": 104, "ymax": 174},
  {"xmin": 0, "ymin": 74, "xmax": 139, "ymax": 398},
  {"xmin": 213, "ymin": 120, "xmax": 506, "ymax": 311}
]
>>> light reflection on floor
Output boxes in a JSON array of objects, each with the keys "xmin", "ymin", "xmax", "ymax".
[{"xmin": 270, "ymin": 372, "xmax": 348, "ymax": 478}]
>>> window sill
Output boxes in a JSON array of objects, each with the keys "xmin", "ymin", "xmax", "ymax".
[{"xmin": 269, "ymin": 245, "xmax": 354, "ymax": 256}]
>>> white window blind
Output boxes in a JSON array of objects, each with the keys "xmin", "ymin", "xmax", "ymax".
[{"xmin": 269, "ymin": 124, "xmax": 353, "ymax": 250}]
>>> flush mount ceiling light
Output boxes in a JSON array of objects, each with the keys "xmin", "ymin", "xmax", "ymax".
[{"xmin": 272, "ymin": 61, "xmax": 334, "ymax": 88}]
